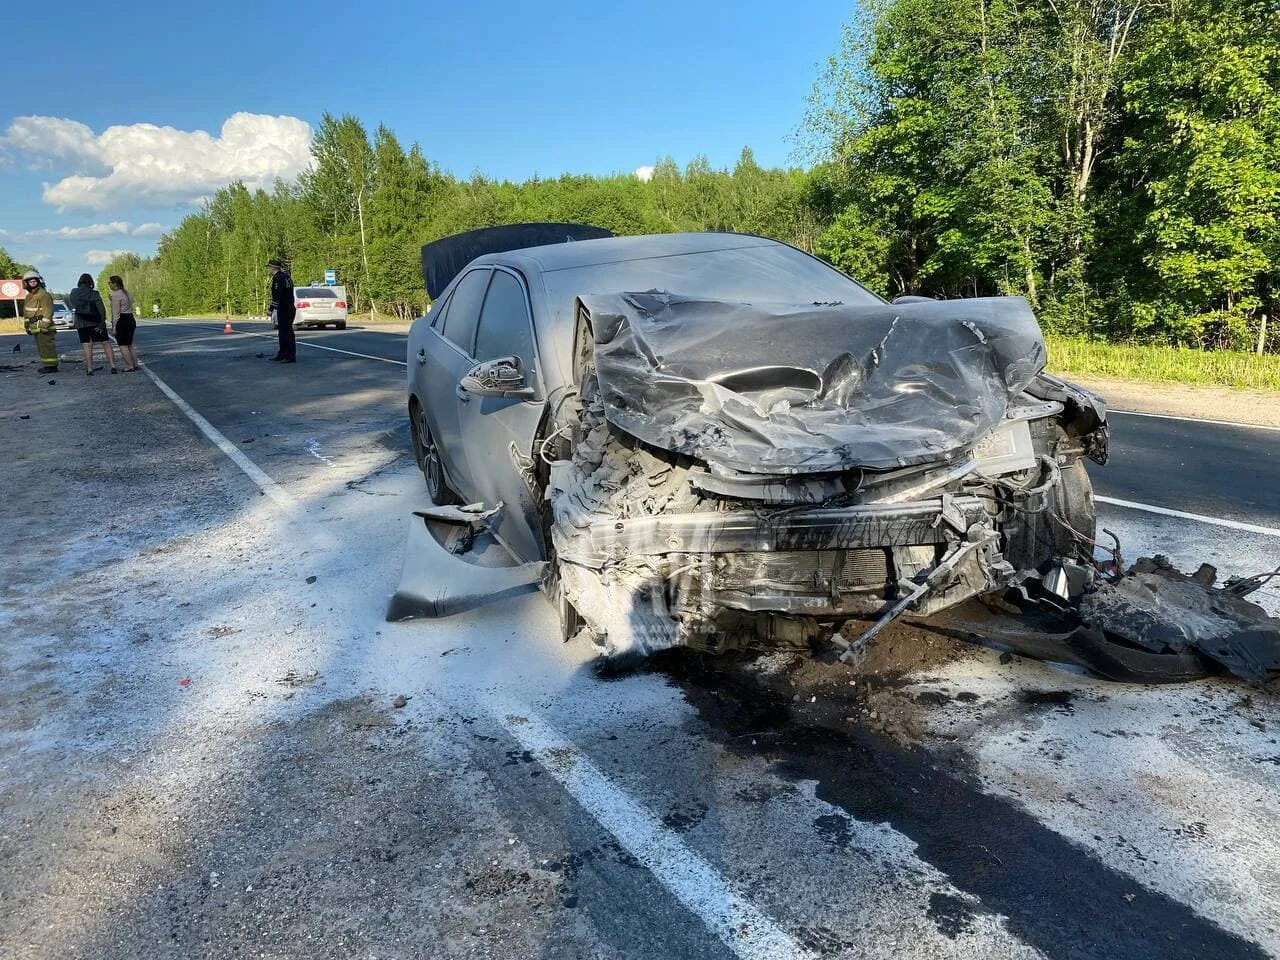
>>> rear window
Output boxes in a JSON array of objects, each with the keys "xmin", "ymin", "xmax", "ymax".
[{"xmin": 295, "ymin": 288, "xmax": 338, "ymax": 298}]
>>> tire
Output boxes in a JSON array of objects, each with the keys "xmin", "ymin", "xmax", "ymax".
[
  {"xmin": 336, "ymin": 322, "xmax": 347, "ymax": 330},
  {"xmin": 410, "ymin": 402, "xmax": 458, "ymax": 505}
]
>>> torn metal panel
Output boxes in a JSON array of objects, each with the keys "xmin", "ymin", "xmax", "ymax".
[
  {"xmin": 1079, "ymin": 557, "xmax": 1280, "ymax": 681},
  {"xmin": 578, "ymin": 291, "xmax": 1048, "ymax": 475}
]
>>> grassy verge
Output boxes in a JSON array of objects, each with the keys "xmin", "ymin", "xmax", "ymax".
[
  {"xmin": 0, "ymin": 318, "xmax": 24, "ymax": 334},
  {"xmin": 1046, "ymin": 336, "xmax": 1280, "ymax": 392}
]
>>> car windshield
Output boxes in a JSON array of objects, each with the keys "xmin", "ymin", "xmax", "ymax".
[
  {"xmin": 540, "ymin": 243, "xmax": 880, "ymax": 323},
  {"xmin": 296, "ymin": 288, "xmax": 338, "ymax": 298}
]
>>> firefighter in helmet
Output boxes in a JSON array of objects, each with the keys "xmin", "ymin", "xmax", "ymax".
[{"xmin": 21, "ymin": 269, "xmax": 58, "ymax": 373}]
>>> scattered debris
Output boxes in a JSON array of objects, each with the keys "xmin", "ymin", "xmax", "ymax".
[
  {"xmin": 178, "ymin": 677, "xmax": 191, "ymax": 688},
  {"xmin": 1079, "ymin": 556, "xmax": 1280, "ymax": 680},
  {"xmin": 18, "ymin": 414, "xmax": 30, "ymax": 420},
  {"xmin": 205, "ymin": 625, "xmax": 241, "ymax": 639},
  {"xmin": 392, "ymin": 694, "xmax": 409, "ymax": 708},
  {"xmin": 305, "ymin": 575, "xmax": 318, "ymax": 584},
  {"xmin": 277, "ymin": 670, "xmax": 321, "ymax": 687}
]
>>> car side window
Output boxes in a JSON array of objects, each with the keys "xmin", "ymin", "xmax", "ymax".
[
  {"xmin": 440, "ymin": 269, "xmax": 490, "ymax": 354},
  {"xmin": 429, "ymin": 290, "xmax": 452, "ymax": 329},
  {"xmin": 473, "ymin": 270, "xmax": 536, "ymax": 374}
]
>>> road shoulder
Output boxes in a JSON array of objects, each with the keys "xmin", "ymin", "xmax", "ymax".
[{"xmin": 1068, "ymin": 374, "xmax": 1280, "ymax": 427}]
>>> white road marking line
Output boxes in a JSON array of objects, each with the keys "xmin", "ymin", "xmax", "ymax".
[
  {"xmin": 283, "ymin": 337, "xmax": 406, "ymax": 366},
  {"xmin": 163, "ymin": 320, "xmax": 408, "ymax": 366},
  {"xmin": 238, "ymin": 323, "xmax": 407, "ymax": 366},
  {"xmin": 483, "ymin": 695, "xmax": 817, "ymax": 960},
  {"xmin": 141, "ymin": 364, "xmax": 294, "ymax": 507},
  {"xmin": 1109, "ymin": 409, "xmax": 1280, "ymax": 433},
  {"xmin": 1096, "ymin": 495, "xmax": 1280, "ymax": 538}
]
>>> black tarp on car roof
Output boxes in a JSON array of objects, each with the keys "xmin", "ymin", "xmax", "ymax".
[{"xmin": 420, "ymin": 223, "xmax": 613, "ymax": 299}]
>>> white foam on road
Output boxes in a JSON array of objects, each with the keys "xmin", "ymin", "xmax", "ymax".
[{"xmin": 906, "ymin": 659, "xmax": 1280, "ymax": 956}]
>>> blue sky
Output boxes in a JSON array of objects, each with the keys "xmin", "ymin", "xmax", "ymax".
[{"xmin": 2, "ymin": 0, "xmax": 853, "ymax": 291}]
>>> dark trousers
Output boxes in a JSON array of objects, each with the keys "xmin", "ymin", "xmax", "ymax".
[{"xmin": 277, "ymin": 311, "xmax": 296, "ymax": 360}]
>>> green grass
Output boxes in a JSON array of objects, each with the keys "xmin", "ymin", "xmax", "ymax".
[{"xmin": 1046, "ymin": 336, "xmax": 1280, "ymax": 392}]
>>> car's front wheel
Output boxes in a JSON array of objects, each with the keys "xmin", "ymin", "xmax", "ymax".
[{"xmin": 410, "ymin": 402, "xmax": 458, "ymax": 505}]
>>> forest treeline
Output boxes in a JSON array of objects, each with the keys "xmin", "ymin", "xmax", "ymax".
[{"xmin": 69, "ymin": 0, "xmax": 1280, "ymax": 349}]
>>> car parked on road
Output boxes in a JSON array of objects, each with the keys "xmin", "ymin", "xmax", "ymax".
[
  {"xmin": 51, "ymin": 300, "xmax": 72, "ymax": 329},
  {"xmin": 396, "ymin": 226, "xmax": 1134, "ymax": 670},
  {"xmin": 283, "ymin": 285, "xmax": 347, "ymax": 329}
]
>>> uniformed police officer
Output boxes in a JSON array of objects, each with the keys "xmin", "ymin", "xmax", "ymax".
[
  {"xmin": 267, "ymin": 258, "xmax": 296, "ymax": 363},
  {"xmin": 21, "ymin": 269, "xmax": 58, "ymax": 373}
]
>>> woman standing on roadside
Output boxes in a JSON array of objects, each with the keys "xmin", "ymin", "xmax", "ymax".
[
  {"xmin": 67, "ymin": 274, "xmax": 118, "ymax": 376},
  {"xmin": 108, "ymin": 276, "xmax": 140, "ymax": 371}
]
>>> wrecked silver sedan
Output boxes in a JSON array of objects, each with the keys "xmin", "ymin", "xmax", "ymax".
[{"xmin": 395, "ymin": 226, "xmax": 1280, "ymax": 682}]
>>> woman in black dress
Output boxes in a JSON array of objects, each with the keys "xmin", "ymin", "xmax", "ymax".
[{"xmin": 108, "ymin": 275, "xmax": 140, "ymax": 371}]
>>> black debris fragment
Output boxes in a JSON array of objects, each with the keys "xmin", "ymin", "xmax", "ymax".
[{"xmin": 1080, "ymin": 557, "xmax": 1280, "ymax": 681}]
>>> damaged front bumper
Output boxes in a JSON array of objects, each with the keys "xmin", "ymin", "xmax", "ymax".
[{"xmin": 551, "ymin": 491, "xmax": 1016, "ymax": 654}]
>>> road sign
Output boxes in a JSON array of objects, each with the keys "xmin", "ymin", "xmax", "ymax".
[
  {"xmin": 324, "ymin": 269, "xmax": 337, "ymax": 286},
  {"xmin": 0, "ymin": 279, "xmax": 25, "ymax": 299}
]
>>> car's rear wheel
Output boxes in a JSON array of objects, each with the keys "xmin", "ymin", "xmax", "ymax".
[
  {"xmin": 336, "ymin": 322, "xmax": 347, "ymax": 330},
  {"xmin": 410, "ymin": 402, "xmax": 458, "ymax": 505}
]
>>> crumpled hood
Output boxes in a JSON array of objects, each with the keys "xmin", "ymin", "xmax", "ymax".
[{"xmin": 581, "ymin": 291, "xmax": 1047, "ymax": 475}]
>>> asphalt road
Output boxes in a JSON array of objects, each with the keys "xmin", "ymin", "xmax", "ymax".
[{"xmin": 4, "ymin": 319, "xmax": 1279, "ymax": 960}]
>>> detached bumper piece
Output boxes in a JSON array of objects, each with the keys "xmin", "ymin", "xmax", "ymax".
[{"xmin": 386, "ymin": 505, "xmax": 546, "ymax": 621}]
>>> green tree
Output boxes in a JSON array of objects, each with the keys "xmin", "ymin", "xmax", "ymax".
[{"xmin": 1109, "ymin": 0, "xmax": 1280, "ymax": 348}]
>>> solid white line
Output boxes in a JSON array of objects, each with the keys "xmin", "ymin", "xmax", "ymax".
[
  {"xmin": 1109, "ymin": 409, "xmax": 1280, "ymax": 433},
  {"xmin": 141, "ymin": 364, "xmax": 294, "ymax": 507},
  {"xmin": 287, "ymin": 338, "xmax": 406, "ymax": 366},
  {"xmin": 485, "ymin": 695, "xmax": 815, "ymax": 960},
  {"xmin": 1096, "ymin": 495, "xmax": 1280, "ymax": 538}
]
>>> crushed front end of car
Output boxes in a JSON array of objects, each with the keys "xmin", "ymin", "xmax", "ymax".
[{"xmin": 544, "ymin": 292, "xmax": 1110, "ymax": 662}]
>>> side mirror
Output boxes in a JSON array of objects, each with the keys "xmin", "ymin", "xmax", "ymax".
[{"xmin": 460, "ymin": 356, "xmax": 535, "ymax": 399}]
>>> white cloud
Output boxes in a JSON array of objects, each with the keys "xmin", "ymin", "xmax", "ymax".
[
  {"xmin": 2, "ymin": 113, "xmax": 313, "ymax": 212},
  {"xmin": 85, "ymin": 249, "xmax": 131, "ymax": 266},
  {"xmin": 131, "ymin": 222, "xmax": 166, "ymax": 236},
  {"xmin": 3, "ymin": 116, "xmax": 99, "ymax": 165},
  {"xmin": 634, "ymin": 165, "xmax": 655, "ymax": 182}
]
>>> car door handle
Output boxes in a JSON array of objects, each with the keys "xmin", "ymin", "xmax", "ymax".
[
  {"xmin": 416, "ymin": 349, "xmax": 427, "ymax": 365},
  {"xmin": 454, "ymin": 385, "xmax": 470, "ymax": 402}
]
